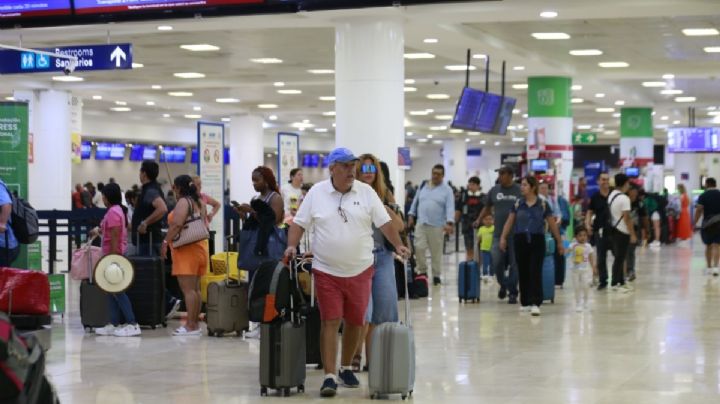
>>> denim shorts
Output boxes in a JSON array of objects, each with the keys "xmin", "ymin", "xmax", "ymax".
[{"xmin": 365, "ymin": 248, "xmax": 399, "ymax": 324}]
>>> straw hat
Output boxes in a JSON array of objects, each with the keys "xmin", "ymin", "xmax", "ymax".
[{"xmin": 93, "ymin": 254, "xmax": 134, "ymax": 294}]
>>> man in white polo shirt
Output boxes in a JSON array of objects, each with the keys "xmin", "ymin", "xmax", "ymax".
[{"xmin": 284, "ymin": 147, "xmax": 410, "ymax": 398}]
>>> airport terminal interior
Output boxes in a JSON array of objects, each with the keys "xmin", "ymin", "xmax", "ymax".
[{"xmin": 2, "ymin": 0, "xmax": 720, "ymax": 402}]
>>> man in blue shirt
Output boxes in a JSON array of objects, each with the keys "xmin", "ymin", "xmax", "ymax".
[
  {"xmin": 408, "ymin": 164, "xmax": 455, "ymax": 285},
  {"xmin": 0, "ymin": 178, "xmax": 19, "ymax": 267}
]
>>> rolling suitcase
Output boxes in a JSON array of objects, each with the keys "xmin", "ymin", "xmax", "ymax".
[
  {"xmin": 206, "ymin": 236, "xmax": 249, "ymax": 337},
  {"xmin": 369, "ymin": 260, "xmax": 415, "ymax": 400},
  {"xmin": 79, "ymin": 243, "xmax": 110, "ymax": 330},
  {"xmin": 126, "ymin": 235, "xmax": 166, "ymax": 329},
  {"xmin": 457, "ymin": 260, "xmax": 480, "ymax": 303},
  {"xmin": 295, "ymin": 257, "xmax": 322, "ymax": 368},
  {"xmin": 542, "ymin": 234, "xmax": 556, "ymax": 303}
]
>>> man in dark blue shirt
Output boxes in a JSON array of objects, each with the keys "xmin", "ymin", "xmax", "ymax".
[
  {"xmin": 694, "ymin": 177, "xmax": 720, "ymax": 276},
  {"xmin": 0, "ymin": 178, "xmax": 19, "ymax": 266}
]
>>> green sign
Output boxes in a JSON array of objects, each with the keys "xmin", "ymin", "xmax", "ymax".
[
  {"xmin": 0, "ymin": 102, "xmax": 29, "ymax": 268},
  {"xmin": 27, "ymin": 241, "xmax": 41, "ymax": 270},
  {"xmin": 572, "ymin": 132, "xmax": 597, "ymax": 144},
  {"xmin": 48, "ymin": 274, "xmax": 65, "ymax": 314},
  {"xmin": 620, "ymin": 107, "xmax": 653, "ymax": 138},
  {"xmin": 528, "ymin": 76, "xmax": 572, "ymax": 118}
]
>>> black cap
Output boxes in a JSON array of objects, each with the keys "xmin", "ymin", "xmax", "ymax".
[{"xmin": 495, "ymin": 165, "xmax": 514, "ymax": 175}]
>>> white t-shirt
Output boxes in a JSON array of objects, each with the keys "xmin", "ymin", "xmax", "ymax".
[
  {"xmin": 608, "ymin": 190, "xmax": 631, "ymax": 235},
  {"xmin": 568, "ymin": 241, "xmax": 593, "ymax": 271},
  {"xmin": 293, "ymin": 179, "xmax": 391, "ymax": 277},
  {"xmin": 281, "ymin": 185, "xmax": 303, "ymax": 216}
]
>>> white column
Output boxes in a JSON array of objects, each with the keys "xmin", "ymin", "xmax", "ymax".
[
  {"xmin": 335, "ymin": 16, "xmax": 405, "ymax": 203},
  {"xmin": 673, "ymin": 153, "xmax": 701, "ymax": 192},
  {"xmin": 229, "ymin": 115, "xmax": 264, "ymax": 205},
  {"xmin": 443, "ymin": 138, "xmax": 468, "ymax": 187}
]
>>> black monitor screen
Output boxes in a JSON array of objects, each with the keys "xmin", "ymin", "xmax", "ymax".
[{"xmin": 530, "ymin": 159, "xmax": 549, "ymax": 172}]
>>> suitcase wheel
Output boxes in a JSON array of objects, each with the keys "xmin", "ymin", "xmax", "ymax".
[
  {"xmin": 162, "ymin": 322, "xmax": 167, "ymax": 328},
  {"xmin": 370, "ymin": 393, "xmax": 377, "ymax": 400},
  {"xmin": 402, "ymin": 395, "xmax": 407, "ymax": 400},
  {"xmin": 260, "ymin": 387, "xmax": 268, "ymax": 397},
  {"xmin": 551, "ymin": 299, "xmax": 555, "ymax": 304},
  {"xmin": 298, "ymin": 385, "xmax": 305, "ymax": 393},
  {"xmin": 409, "ymin": 390, "xmax": 413, "ymax": 396},
  {"xmin": 282, "ymin": 388, "xmax": 290, "ymax": 397},
  {"xmin": 215, "ymin": 331, "xmax": 224, "ymax": 338}
]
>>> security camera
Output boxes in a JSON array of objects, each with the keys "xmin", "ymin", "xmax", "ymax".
[{"xmin": 63, "ymin": 59, "xmax": 77, "ymax": 75}]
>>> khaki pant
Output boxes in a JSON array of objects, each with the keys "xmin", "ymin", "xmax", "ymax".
[{"xmin": 414, "ymin": 224, "xmax": 445, "ymax": 280}]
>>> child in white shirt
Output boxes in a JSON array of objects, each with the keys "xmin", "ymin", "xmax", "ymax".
[{"xmin": 567, "ymin": 226, "xmax": 596, "ymax": 312}]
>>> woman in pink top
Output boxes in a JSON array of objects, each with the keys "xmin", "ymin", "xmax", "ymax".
[
  {"xmin": 90, "ymin": 183, "xmax": 141, "ymax": 337},
  {"xmin": 192, "ymin": 176, "xmax": 221, "ymax": 225}
]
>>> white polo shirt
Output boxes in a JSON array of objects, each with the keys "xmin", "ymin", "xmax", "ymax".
[{"xmin": 293, "ymin": 179, "xmax": 391, "ymax": 277}]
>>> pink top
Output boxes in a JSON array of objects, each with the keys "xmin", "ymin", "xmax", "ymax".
[{"xmin": 101, "ymin": 205, "xmax": 128, "ymax": 255}]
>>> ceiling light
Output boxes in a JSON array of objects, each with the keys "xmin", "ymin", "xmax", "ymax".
[
  {"xmin": 145, "ymin": 101, "xmax": 155, "ymax": 106},
  {"xmin": 612, "ymin": 113, "xmax": 621, "ymax": 118},
  {"xmin": 319, "ymin": 96, "xmax": 335, "ymax": 101},
  {"xmin": 423, "ymin": 38, "xmax": 438, "ymax": 43},
  {"xmin": 193, "ymin": 106, "xmax": 202, "ymax": 111},
  {"xmin": 673, "ymin": 120, "xmax": 681, "ymax": 125},
  {"xmin": 92, "ymin": 95, "xmax": 102, "ymax": 100},
  {"xmin": 661, "ymin": 116, "xmax": 669, "ymax": 120},
  {"xmin": 273, "ymin": 82, "xmax": 285, "ymax": 87},
  {"xmin": 157, "ymin": 25, "xmax": 173, "ymax": 31},
  {"xmin": 473, "ymin": 54, "xmax": 487, "ymax": 59},
  {"xmin": 291, "ymin": 122, "xmax": 314, "ymax": 129},
  {"xmin": 409, "ymin": 109, "xmax": 433, "ymax": 116},
  {"xmin": 417, "ymin": 138, "xmax": 429, "ymax": 143},
  {"xmin": 426, "ymin": 134, "xmax": 433, "ymax": 139},
  {"xmin": 709, "ymin": 111, "xmax": 720, "ymax": 116},
  {"xmin": 571, "ymin": 84, "xmax": 583, "ymax": 91},
  {"xmin": 250, "ymin": 58, "xmax": 283, "ymax": 64},
  {"xmin": 449, "ymin": 129, "xmax": 463, "ymax": 134},
  {"xmin": 427, "ymin": 94, "xmax": 450, "ymax": 100},
  {"xmin": 174, "ymin": 72, "xmax": 205, "ymax": 79},
  {"xmin": 404, "ymin": 79, "xmax": 416, "ymax": 85},
  {"xmin": 168, "ymin": 91, "xmax": 193, "ymax": 97},
  {"xmin": 115, "ymin": 101, "xmax": 127, "ymax": 106},
  {"xmin": 595, "ymin": 93, "xmax": 605, "ymax": 98},
  {"xmin": 278, "ymin": 89, "xmax": 302, "ymax": 95},
  {"xmin": 642, "ymin": 81, "xmax": 666, "ymax": 87},
  {"xmin": 132, "ymin": 63, "xmax": 144, "ymax": 68},
  {"xmin": 307, "ymin": 69, "xmax": 334, "ymax": 74},
  {"xmin": 675, "ymin": 96, "xmax": 696, "ymax": 103},
  {"xmin": 660, "ymin": 89, "xmax": 683, "ymax": 95},
  {"xmin": 258, "ymin": 104, "xmax": 278, "ymax": 109},
  {"xmin": 445, "ymin": 65, "xmax": 476, "ymax": 71},
  {"xmin": 162, "ymin": 113, "xmax": 170, "ymax": 118},
  {"xmin": 577, "ymin": 124, "xmax": 592, "ymax": 130},
  {"xmin": 513, "ymin": 66, "xmax": 525, "ymax": 71},
  {"xmin": 531, "ymin": 32, "xmax": 571, "ymax": 40},
  {"xmin": 512, "ymin": 137, "xmax": 526, "ymax": 142},
  {"xmin": 512, "ymin": 84, "xmax": 528, "ymax": 90},
  {"xmin": 662, "ymin": 74, "xmax": 675, "ymax": 79},
  {"xmin": 512, "ymin": 109, "xmax": 520, "ymax": 114},
  {"xmin": 710, "ymin": 106, "xmax": 718, "ymax": 110},
  {"xmin": 614, "ymin": 100, "xmax": 625, "ymax": 106},
  {"xmin": 268, "ymin": 115, "xmax": 278, "ymax": 120},
  {"xmin": 404, "ymin": 87, "xmax": 417, "ymax": 92},
  {"xmin": 432, "ymin": 140, "xmax": 443, "ymax": 145},
  {"xmin": 539, "ymin": 11, "xmax": 558, "ymax": 18},
  {"xmin": 180, "ymin": 44, "xmax": 220, "ymax": 52},
  {"xmin": 596, "ymin": 108, "xmax": 615, "ymax": 113},
  {"xmin": 221, "ymin": 117, "xmax": 231, "ymax": 123},
  {"xmin": 682, "ymin": 28, "xmax": 719, "ymax": 36},
  {"xmin": 184, "ymin": 114, "xmax": 202, "ymax": 119},
  {"xmin": 52, "ymin": 76, "xmax": 83, "ymax": 82},
  {"xmin": 480, "ymin": 140, "xmax": 486, "ymax": 145},
  {"xmin": 571, "ymin": 98, "xmax": 584, "ymax": 104},
  {"xmin": 110, "ymin": 107, "xmax": 131, "ymax": 112},
  {"xmin": 322, "ymin": 111, "xmax": 336, "ymax": 116},
  {"xmin": 406, "ymin": 132, "xmax": 413, "ymax": 137},
  {"xmin": 465, "ymin": 138, "xmax": 471, "ymax": 142},
  {"xmin": 569, "ymin": 49, "xmax": 603, "ymax": 56},
  {"xmin": 430, "ymin": 126, "xmax": 447, "ymax": 131},
  {"xmin": 435, "ymin": 115, "xmax": 453, "ymax": 120},
  {"xmin": 704, "ymin": 47, "xmax": 720, "ymax": 53},
  {"xmin": 216, "ymin": 98, "xmax": 240, "ymax": 103},
  {"xmin": 603, "ymin": 130, "xmax": 617, "ymax": 135},
  {"xmin": 599, "ymin": 61, "xmax": 629, "ymax": 68},
  {"xmin": 151, "ymin": 85, "xmax": 162, "ymax": 90},
  {"xmin": 404, "ymin": 53, "xmax": 435, "ymax": 59},
  {"xmin": 522, "ymin": 114, "xmax": 528, "ymax": 118},
  {"xmin": 314, "ymin": 128, "xmax": 328, "ymax": 133},
  {"xmin": 494, "ymin": 141, "xmax": 501, "ymax": 146}
]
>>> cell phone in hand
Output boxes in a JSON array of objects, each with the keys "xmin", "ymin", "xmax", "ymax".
[{"xmin": 231, "ymin": 200, "xmax": 240, "ymax": 207}]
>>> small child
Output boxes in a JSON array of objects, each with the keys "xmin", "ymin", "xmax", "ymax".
[
  {"xmin": 567, "ymin": 226, "xmax": 596, "ymax": 312},
  {"xmin": 477, "ymin": 215, "xmax": 495, "ymax": 282}
]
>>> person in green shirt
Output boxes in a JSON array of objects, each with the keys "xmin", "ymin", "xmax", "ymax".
[{"xmin": 477, "ymin": 214, "xmax": 495, "ymax": 282}]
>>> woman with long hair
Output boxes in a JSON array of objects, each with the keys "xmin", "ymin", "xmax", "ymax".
[
  {"xmin": 161, "ymin": 175, "xmax": 209, "ymax": 336},
  {"xmin": 192, "ymin": 175, "xmax": 222, "ymax": 225},
  {"xmin": 351, "ymin": 154, "xmax": 405, "ymax": 372},
  {"xmin": 676, "ymin": 183, "xmax": 693, "ymax": 241},
  {"xmin": 90, "ymin": 183, "xmax": 141, "ymax": 337},
  {"xmin": 499, "ymin": 176, "xmax": 564, "ymax": 317}
]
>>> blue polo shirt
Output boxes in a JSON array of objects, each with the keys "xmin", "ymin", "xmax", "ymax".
[
  {"xmin": 512, "ymin": 197, "xmax": 551, "ymax": 236},
  {"xmin": 0, "ymin": 179, "xmax": 18, "ymax": 249}
]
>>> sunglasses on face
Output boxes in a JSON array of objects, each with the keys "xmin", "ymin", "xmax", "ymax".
[{"xmin": 361, "ymin": 164, "xmax": 377, "ymax": 174}]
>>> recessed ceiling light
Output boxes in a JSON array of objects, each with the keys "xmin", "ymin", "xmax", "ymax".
[
  {"xmin": 465, "ymin": 138, "xmax": 471, "ymax": 142},
  {"xmin": 682, "ymin": 28, "xmax": 719, "ymax": 36},
  {"xmin": 145, "ymin": 101, "xmax": 155, "ymax": 106},
  {"xmin": 110, "ymin": 107, "xmax": 131, "ymax": 112},
  {"xmin": 319, "ymin": 96, "xmax": 335, "ymax": 101},
  {"xmin": 268, "ymin": 115, "xmax": 278, "ymax": 120},
  {"xmin": 445, "ymin": 65, "xmax": 476, "ymax": 71},
  {"xmin": 613, "ymin": 113, "xmax": 621, "ymax": 118},
  {"xmin": 512, "ymin": 109, "xmax": 520, "ymax": 114},
  {"xmin": 174, "ymin": 72, "xmax": 205, "ymax": 79},
  {"xmin": 661, "ymin": 116, "xmax": 669, "ymax": 120},
  {"xmin": 709, "ymin": 106, "xmax": 718, "ymax": 110},
  {"xmin": 322, "ymin": 111, "xmax": 336, "ymax": 116},
  {"xmin": 577, "ymin": 124, "xmax": 593, "ymax": 130},
  {"xmin": 662, "ymin": 73, "xmax": 675, "ymax": 79},
  {"xmin": 92, "ymin": 95, "xmax": 102, "ymax": 100},
  {"xmin": 615, "ymin": 100, "xmax": 625, "ymax": 106},
  {"xmin": 598, "ymin": 61, "xmax": 629, "ymax": 68},
  {"xmin": 472, "ymin": 54, "xmax": 487, "ymax": 59},
  {"xmin": 180, "ymin": 44, "xmax": 220, "ymax": 52},
  {"xmin": 642, "ymin": 81, "xmax": 666, "ymax": 87},
  {"xmin": 426, "ymin": 134, "xmax": 433, "ymax": 139},
  {"xmin": 704, "ymin": 47, "xmax": 720, "ymax": 53},
  {"xmin": 522, "ymin": 114, "xmax": 528, "ymax": 118},
  {"xmin": 512, "ymin": 84, "xmax": 528, "ymax": 90},
  {"xmin": 432, "ymin": 140, "xmax": 443, "ymax": 145},
  {"xmin": 571, "ymin": 84, "xmax": 583, "ymax": 91},
  {"xmin": 596, "ymin": 107, "xmax": 615, "ymax": 113},
  {"xmin": 193, "ymin": 106, "xmax": 202, "ymax": 111},
  {"xmin": 675, "ymin": 96, "xmax": 696, "ymax": 103},
  {"xmin": 480, "ymin": 140, "xmax": 486, "ymax": 145},
  {"xmin": 404, "ymin": 87, "xmax": 417, "ymax": 92},
  {"xmin": 409, "ymin": 109, "xmax": 433, "ymax": 116},
  {"xmin": 660, "ymin": 89, "xmax": 683, "ymax": 95},
  {"xmin": 539, "ymin": 11, "xmax": 558, "ymax": 18},
  {"xmin": 168, "ymin": 91, "xmax": 193, "ymax": 97},
  {"xmin": 406, "ymin": 132, "xmax": 414, "ymax": 137},
  {"xmin": 404, "ymin": 79, "xmax": 416, "ymax": 85},
  {"xmin": 571, "ymin": 98, "xmax": 584, "ymax": 104},
  {"xmin": 531, "ymin": 32, "xmax": 571, "ymax": 40},
  {"xmin": 595, "ymin": 93, "xmax": 606, "ymax": 98},
  {"xmin": 427, "ymin": 94, "xmax": 450, "ymax": 100},
  {"xmin": 258, "ymin": 104, "xmax": 278, "ymax": 109},
  {"xmin": 151, "ymin": 85, "xmax": 162, "ymax": 90},
  {"xmin": 250, "ymin": 58, "xmax": 283, "ymax": 64},
  {"xmin": 132, "ymin": 63, "xmax": 144, "ymax": 68},
  {"xmin": 52, "ymin": 76, "xmax": 83, "ymax": 82},
  {"xmin": 494, "ymin": 141, "xmax": 501, "ymax": 146},
  {"xmin": 423, "ymin": 38, "xmax": 438, "ymax": 43},
  {"xmin": 430, "ymin": 126, "xmax": 447, "ymax": 131},
  {"xmin": 569, "ymin": 49, "xmax": 603, "ymax": 56},
  {"xmin": 404, "ymin": 53, "xmax": 435, "ymax": 59},
  {"xmin": 314, "ymin": 128, "xmax": 329, "ymax": 133},
  {"xmin": 512, "ymin": 137, "xmax": 526, "ymax": 142},
  {"xmin": 273, "ymin": 82, "xmax": 285, "ymax": 88},
  {"xmin": 709, "ymin": 111, "xmax": 720, "ymax": 116},
  {"xmin": 157, "ymin": 25, "xmax": 173, "ymax": 31},
  {"xmin": 603, "ymin": 130, "xmax": 617, "ymax": 135},
  {"xmin": 435, "ymin": 115, "xmax": 453, "ymax": 120},
  {"xmin": 115, "ymin": 101, "xmax": 127, "ymax": 106},
  {"xmin": 417, "ymin": 138, "xmax": 429, "ymax": 143},
  {"xmin": 278, "ymin": 89, "xmax": 302, "ymax": 95},
  {"xmin": 450, "ymin": 129, "xmax": 463, "ymax": 134},
  {"xmin": 672, "ymin": 120, "xmax": 681, "ymax": 125},
  {"xmin": 513, "ymin": 66, "xmax": 525, "ymax": 71},
  {"xmin": 216, "ymin": 98, "xmax": 240, "ymax": 103},
  {"xmin": 307, "ymin": 69, "xmax": 334, "ymax": 74},
  {"xmin": 184, "ymin": 114, "xmax": 202, "ymax": 119},
  {"xmin": 162, "ymin": 113, "xmax": 170, "ymax": 118},
  {"xmin": 291, "ymin": 122, "xmax": 314, "ymax": 129}
]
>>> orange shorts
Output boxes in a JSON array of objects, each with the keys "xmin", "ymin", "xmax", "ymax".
[{"xmin": 170, "ymin": 240, "xmax": 209, "ymax": 277}]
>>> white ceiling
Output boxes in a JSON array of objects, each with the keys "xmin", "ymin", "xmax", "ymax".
[{"xmin": 1, "ymin": 0, "xmax": 719, "ymax": 147}]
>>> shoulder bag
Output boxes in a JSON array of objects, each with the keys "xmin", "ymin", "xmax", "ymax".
[{"xmin": 172, "ymin": 198, "xmax": 209, "ymax": 248}]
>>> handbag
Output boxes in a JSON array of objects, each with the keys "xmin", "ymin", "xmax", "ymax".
[
  {"xmin": 70, "ymin": 236, "xmax": 102, "ymax": 281},
  {"xmin": 172, "ymin": 198, "xmax": 209, "ymax": 248},
  {"xmin": 703, "ymin": 214, "xmax": 720, "ymax": 238},
  {"xmin": 237, "ymin": 227, "xmax": 287, "ymax": 272},
  {"xmin": 0, "ymin": 268, "xmax": 50, "ymax": 315}
]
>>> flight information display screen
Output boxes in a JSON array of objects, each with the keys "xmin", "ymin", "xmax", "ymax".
[
  {"xmin": 667, "ymin": 127, "xmax": 719, "ymax": 153},
  {"xmin": 73, "ymin": 0, "xmax": 263, "ymax": 14},
  {"xmin": 0, "ymin": 0, "xmax": 72, "ymax": 18}
]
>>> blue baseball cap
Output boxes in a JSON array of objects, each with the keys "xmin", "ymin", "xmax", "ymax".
[{"xmin": 327, "ymin": 147, "xmax": 359, "ymax": 165}]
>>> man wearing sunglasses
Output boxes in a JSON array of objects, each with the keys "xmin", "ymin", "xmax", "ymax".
[
  {"xmin": 284, "ymin": 147, "xmax": 410, "ymax": 398},
  {"xmin": 407, "ymin": 164, "xmax": 456, "ymax": 286}
]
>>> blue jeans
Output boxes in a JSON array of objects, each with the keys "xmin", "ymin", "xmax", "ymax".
[
  {"xmin": 481, "ymin": 251, "xmax": 493, "ymax": 276},
  {"xmin": 109, "ymin": 293, "xmax": 137, "ymax": 325},
  {"xmin": 365, "ymin": 248, "xmax": 399, "ymax": 325},
  {"xmin": 491, "ymin": 236, "xmax": 518, "ymax": 297}
]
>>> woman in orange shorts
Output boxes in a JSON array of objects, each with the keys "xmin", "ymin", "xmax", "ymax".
[{"xmin": 161, "ymin": 174, "xmax": 209, "ymax": 336}]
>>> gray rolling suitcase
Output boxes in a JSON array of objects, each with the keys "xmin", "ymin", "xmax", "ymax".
[
  {"xmin": 206, "ymin": 240, "xmax": 249, "ymax": 337},
  {"xmin": 369, "ymin": 260, "xmax": 416, "ymax": 400}
]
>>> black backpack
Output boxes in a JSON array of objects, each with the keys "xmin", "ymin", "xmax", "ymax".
[
  {"xmin": 248, "ymin": 260, "xmax": 305, "ymax": 323},
  {"xmin": 2, "ymin": 184, "xmax": 39, "ymax": 245}
]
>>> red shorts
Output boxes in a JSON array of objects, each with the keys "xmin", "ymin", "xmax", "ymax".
[{"xmin": 314, "ymin": 267, "xmax": 374, "ymax": 327}]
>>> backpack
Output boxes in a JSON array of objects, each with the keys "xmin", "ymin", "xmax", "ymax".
[
  {"xmin": 604, "ymin": 192, "xmax": 624, "ymax": 234},
  {"xmin": 248, "ymin": 260, "xmax": 305, "ymax": 323},
  {"xmin": 1, "ymin": 184, "xmax": 39, "ymax": 245}
]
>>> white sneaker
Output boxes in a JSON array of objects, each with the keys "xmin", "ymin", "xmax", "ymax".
[
  {"xmin": 530, "ymin": 306, "xmax": 541, "ymax": 316},
  {"xmin": 166, "ymin": 299, "xmax": 182, "ymax": 320},
  {"xmin": 244, "ymin": 325, "xmax": 261, "ymax": 339},
  {"xmin": 114, "ymin": 324, "xmax": 141, "ymax": 337},
  {"xmin": 94, "ymin": 324, "xmax": 116, "ymax": 336},
  {"xmin": 172, "ymin": 326, "xmax": 202, "ymax": 336},
  {"xmin": 519, "ymin": 306, "xmax": 530, "ymax": 313},
  {"xmin": 713, "ymin": 268, "xmax": 719, "ymax": 277},
  {"xmin": 611, "ymin": 285, "xmax": 619, "ymax": 291},
  {"xmin": 619, "ymin": 284, "xmax": 633, "ymax": 293}
]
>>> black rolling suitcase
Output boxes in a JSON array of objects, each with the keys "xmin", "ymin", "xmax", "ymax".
[
  {"xmin": 126, "ymin": 235, "xmax": 166, "ymax": 329},
  {"xmin": 295, "ymin": 256, "xmax": 322, "ymax": 368}
]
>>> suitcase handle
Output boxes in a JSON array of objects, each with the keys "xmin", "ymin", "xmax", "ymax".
[{"xmin": 402, "ymin": 260, "xmax": 412, "ymax": 327}]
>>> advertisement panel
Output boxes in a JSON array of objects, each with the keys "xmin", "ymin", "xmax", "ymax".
[{"xmin": 198, "ymin": 122, "xmax": 225, "ymax": 251}]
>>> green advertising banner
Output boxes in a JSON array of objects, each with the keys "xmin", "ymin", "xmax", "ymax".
[
  {"xmin": 0, "ymin": 102, "xmax": 29, "ymax": 268},
  {"xmin": 528, "ymin": 77, "xmax": 572, "ymax": 118},
  {"xmin": 621, "ymin": 107, "xmax": 653, "ymax": 138},
  {"xmin": 48, "ymin": 274, "xmax": 65, "ymax": 314},
  {"xmin": 27, "ymin": 241, "xmax": 42, "ymax": 270}
]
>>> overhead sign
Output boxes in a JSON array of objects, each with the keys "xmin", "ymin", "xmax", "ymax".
[
  {"xmin": 0, "ymin": 0, "xmax": 71, "ymax": 18},
  {"xmin": 0, "ymin": 43, "xmax": 132, "ymax": 75},
  {"xmin": 573, "ymin": 132, "xmax": 597, "ymax": 144}
]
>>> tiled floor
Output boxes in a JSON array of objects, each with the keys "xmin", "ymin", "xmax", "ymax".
[{"xmin": 45, "ymin": 236, "xmax": 720, "ymax": 403}]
